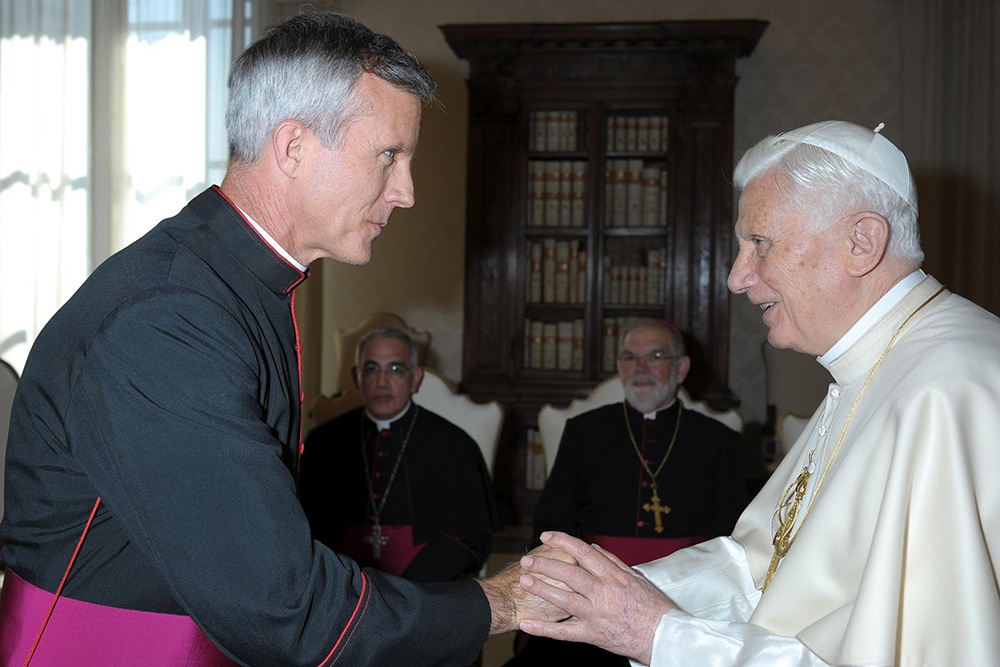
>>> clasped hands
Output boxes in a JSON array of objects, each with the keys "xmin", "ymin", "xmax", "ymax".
[{"xmin": 480, "ymin": 531, "xmax": 674, "ymax": 665}]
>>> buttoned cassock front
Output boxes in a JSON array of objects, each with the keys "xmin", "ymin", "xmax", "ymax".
[{"xmin": 0, "ymin": 188, "xmax": 490, "ymax": 666}]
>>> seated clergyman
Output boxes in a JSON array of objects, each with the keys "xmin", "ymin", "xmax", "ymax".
[{"xmin": 299, "ymin": 327, "xmax": 500, "ymax": 582}]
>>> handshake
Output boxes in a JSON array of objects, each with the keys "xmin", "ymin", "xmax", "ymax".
[{"xmin": 477, "ymin": 531, "xmax": 674, "ymax": 665}]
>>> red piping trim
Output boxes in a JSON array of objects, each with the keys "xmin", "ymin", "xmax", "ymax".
[
  {"xmin": 23, "ymin": 496, "xmax": 102, "ymax": 667},
  {"xmin": 211, "ymin": 185, "xmax": 306, "ymax": 284},
  {"xmin": 319, "ymin": 572, "xmax": 368, "ymax": 666},
  {"xmin": 291, "ymin": 289, "xmax": 305, "ymax": 492}
]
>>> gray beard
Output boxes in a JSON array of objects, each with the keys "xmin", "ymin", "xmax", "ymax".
[{"xmin": 624, "ymin": 373, "xmax": 678, "ymax": 413}]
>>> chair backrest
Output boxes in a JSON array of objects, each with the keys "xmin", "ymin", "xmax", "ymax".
[
  {"xmin": 777, "ymin": 412, "xmax": 811, "ymax": 456},
  {"xmin": 312, "ymin": 313, "xmax": 432, "ymax": 428},
  {"xmin": 1, "ymin": 359, "xmax": 19, "ymax": 529},
  {"xmin": 330, "ymin": 313, "xmax": 431, "ymax": 398},
  {"xmin": 413, "ymin": 369, "xmax": 504, "ymax": 476},
  {"xmin": 537, "ymin": 377, "xmax": 742, "ymax": 476}
]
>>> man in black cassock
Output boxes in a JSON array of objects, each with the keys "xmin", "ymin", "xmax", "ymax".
[
  {"xmin": 508, "ymin": 317, "xmax": 746, "ymax": 666},
  {"xmin": 0, "ymin": 13, "xmax": 562, "ymax": 666},
  {"xmin": 300, "ymin": 328, "xmax": 500, "ymax": 582}
]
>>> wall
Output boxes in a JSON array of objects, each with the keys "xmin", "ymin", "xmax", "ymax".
[{"xmin": 295, "ymin": 0, "xmax": 902, "ymax": 428}]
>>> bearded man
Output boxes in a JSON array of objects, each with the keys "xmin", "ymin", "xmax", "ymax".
[{"xmin": 507, "ymin": 318, "xmax": 746, "ymax": 666}]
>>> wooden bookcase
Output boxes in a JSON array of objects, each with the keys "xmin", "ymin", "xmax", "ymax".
[{"xmin": 442, "ymin": 20, "xmax": 767, "ymax": 525}]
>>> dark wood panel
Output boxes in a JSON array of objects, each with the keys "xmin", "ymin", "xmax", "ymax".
[{"xmin": 444, "ymin": 20, "xmax": 766, "ymax": 525}]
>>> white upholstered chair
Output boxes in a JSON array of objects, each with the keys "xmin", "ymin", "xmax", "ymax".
[
  {"xmin": 537, "ymin": 377, "xmax": 742, "ymax": 476},
  {"xmin": 777, "ymin": 412, "xmax": 811, "ymax": 457},
  {"xmin": 412, "ymin": 369, "xmax": 503, "ymax": 476}
]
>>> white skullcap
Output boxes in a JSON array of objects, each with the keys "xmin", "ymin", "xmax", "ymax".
[{"xmin": 774, "ymin": 120, "xmax": 917, "ymax": 212}]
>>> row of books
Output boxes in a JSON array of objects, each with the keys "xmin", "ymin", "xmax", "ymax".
[
  {"xmin": 524, "ymin": 428, "xmax": 547, "ymax": 491},
  {"xmin": 606, "ymin": 114, "xmax": 669, "ymax": 154},
  {"xmin": 529, "ymin": 110, "xmax": 580, "ymax": 153},
  {"xmin": 526, "ymin": 239, "xmax": 587, "ymax": 304},
  {"xmin": 603, "ymin": 249, "xmax": 667, "ymax": 306},
  {"xmin": 523, "ymin": 318, "xmax": 586, "ymax": 370},
  {"xmin": 605, "ymin": 159, "xmax": 668, "ymax": 228},
  {"xmin": 601, "ymin": 316, "xmax": 632, "ymax": 373},
  {"xmin": 527, "ymin": 160, "xmax": 587, "ymax": 228}
]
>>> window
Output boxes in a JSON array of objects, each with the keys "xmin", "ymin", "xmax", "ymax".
[{"xmin": 0, "ymin": 0, "xmax": 255, "ymax": 373}]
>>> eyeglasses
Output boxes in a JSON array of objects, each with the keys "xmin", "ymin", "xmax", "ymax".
[
  {"xmin": 359, "ymin": 362, "xmax": 412, "ymax": 379},
  {"xmin": 616, "ymin": 350, "xmax": 676, "ymax": 368}
]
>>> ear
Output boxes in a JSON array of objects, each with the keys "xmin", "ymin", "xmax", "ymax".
[
  {"xmin": 675, "ymin": 355, "xmax": 691, "ymax": 386},
  {"xmin": 845, "ymin": 213, "xmax": 890, "ymax": 277},
  {"xmin": 271, "ymin": 120, "xmax": 307, "ymax": 178},
  {"xmin": 351, "ymin": 365, "xmax": 360, "ymax": 390},
  {"xmin": 409, "ymin": 366, "xmax": 424, "ymax": 394}
]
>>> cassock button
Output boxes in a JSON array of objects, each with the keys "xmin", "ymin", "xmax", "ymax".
[
  {"xmin": 375, "ymin": 472, "xmax": 382, "ymax": 478},
  {"xmin": 641, "ymin": 480, "xmax": 649, "ymax": 487},
  {"xmin": 637, "ymin": 520, "xmax": 645, "ymax": 527},
  {"xmin": 380, "ymin": 429, "xmax": 390, "ymax": 436},
  {"xmin": 372, "ymin": 493, "xmax": 379, "ymax": 500},
  {"xmin": 818, "ymin": 425, "xmax": 828, "ymax": 437}
]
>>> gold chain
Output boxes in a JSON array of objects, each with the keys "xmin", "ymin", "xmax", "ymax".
[
  {"xmin": 623, "ymin": 400, "xmax": 683, "ymax": 485},
  {"xmin": 762, "ymin": 286, "xmax": 945, "ymax": 591}
]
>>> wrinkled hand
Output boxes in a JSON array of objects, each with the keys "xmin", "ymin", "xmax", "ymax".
[
  {"xmin": 517, "ymin": 531, "xmax": 674, "ymax": 665},
  {"xmin": 477, "ymin": 543, "xmax": 576, "ymax": 636}
]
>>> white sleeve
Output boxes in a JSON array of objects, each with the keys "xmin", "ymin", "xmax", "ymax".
[{"xmin": 629, "ymin": 537, "xmax": 830, "ymax": 667}]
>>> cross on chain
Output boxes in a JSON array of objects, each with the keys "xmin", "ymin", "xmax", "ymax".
[
  {"xmin": 642, "ymin": 488, "xmax": 671, "ymax": 534},
  {"xmin": 363, "ymin": 523, "xmax": 389, "ymax": 561}
]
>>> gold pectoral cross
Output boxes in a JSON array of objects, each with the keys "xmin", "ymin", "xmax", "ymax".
[
  {"xmin": 642, "ymin": 487, "xmax": 671, "ymax": 534},
  {"xmin": 363, "ymin": 523, "xmax": 389, "ymax": 561}
]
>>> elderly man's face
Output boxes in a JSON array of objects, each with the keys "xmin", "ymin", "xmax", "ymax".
[
  {"xmin": 290, "ymin": 72, "xmax": 422, "ymax": 266},
  {"xmin": 356, "ymin": 336, "xmax": 422, "ymax": 420},
  {"xmin": 617, "ymin": 325, "xmax": 690, "ymax": 413},
  {"xmin": 727, "ymin": 170, "xmax": 849, "ymax": 356}
]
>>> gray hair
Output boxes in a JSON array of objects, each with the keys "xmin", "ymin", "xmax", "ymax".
[
  {"xmin": 733, "ymin": 138, "xmax": 923, "ymax": 264},
  {"xmin": 356, "ymin": 328, "xmax": 419, "ymax": 369},
  {"xmin": 618, "ymin": 317, "xmax": 687, "ymax": 357},
  {"xmin": 226, "ymin": 12, "xmax": 437, "ymax": 164}
]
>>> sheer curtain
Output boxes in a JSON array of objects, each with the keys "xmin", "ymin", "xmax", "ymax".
[
  {"xmin": 901, "ymin": 0, "xmax": 999, "ymax": 316},
  {"xmin": 0, "ymin": 0, "xmax": 257, "ymax": 374}
]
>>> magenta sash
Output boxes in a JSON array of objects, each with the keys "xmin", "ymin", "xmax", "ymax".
[
  {"xmin": 581, "ymin": 532, "xmax": 707, "ymax": 566},
  {"xmin": 0, "ymin": 569, "xmax": 238, "ymax": 667},
  {"xmin": 337, "ymin": 524, "xmax": 425, "ymax": 576}
]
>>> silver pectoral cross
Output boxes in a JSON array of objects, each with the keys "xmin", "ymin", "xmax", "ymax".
[{"xmin": 363, "ymin": 523, "xmax": 389, "ymax": 561}]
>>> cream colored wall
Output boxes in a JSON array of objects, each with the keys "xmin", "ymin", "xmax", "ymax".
[{"xmin": 297, "ymin": 0, "xmax": 901, "ymax": 426}]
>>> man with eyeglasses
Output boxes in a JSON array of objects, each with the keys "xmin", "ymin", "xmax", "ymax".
[
  {"xmin": 509, "ymin": 317, "xmax": 745, "ymax": 666},
  {"xmin": 299, "ymin": 328, "xmax": 500, "ymax": 583}
]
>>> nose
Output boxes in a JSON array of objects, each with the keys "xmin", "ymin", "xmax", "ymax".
[
  {"xmin": 727, "ymin": 247, "xmax": 757, "ymax": 294},
  {"xmin": 386, "ymin": 164, "xmax": 415, "ymax": 209}
]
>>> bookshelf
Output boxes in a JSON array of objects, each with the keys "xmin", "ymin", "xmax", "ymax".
[{"xmin": 442, "ymin": 20, "xmax": 767, "ymax": 525}]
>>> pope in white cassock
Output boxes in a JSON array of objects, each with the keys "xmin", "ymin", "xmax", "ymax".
[{"xmin": 515, "ymin": 120, "xmax": 1000, "ymax": 666}]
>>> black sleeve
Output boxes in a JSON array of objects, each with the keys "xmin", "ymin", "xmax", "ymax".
[{"xmin": 68, "ymin": 291, "xmax": 490, "ymax": 666}]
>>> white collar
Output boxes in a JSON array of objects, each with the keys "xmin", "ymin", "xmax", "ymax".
[
  {"xmin": 235, "ymin": 204, "xmax": 307, "ymax": 271},
  {"xmin": 632, "ymin": 397, "xmax": 678, "ymax": 421},
  {"xmin": 366, "ymin": 401, "xmax": 414, "ymax": 432},
  {"xmin": 818, "ymin": 269, "xmax": 926, "ymax": 368}
]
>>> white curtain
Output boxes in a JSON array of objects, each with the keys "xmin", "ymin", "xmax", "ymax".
[{"xmin": 0, "ymin": 0, "xmax": 257, "ymax": 374}]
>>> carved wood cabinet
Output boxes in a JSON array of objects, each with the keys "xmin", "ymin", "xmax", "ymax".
[{"xmin": 442, "ymin": 20, "xmax": 766, "ymax": 524}]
